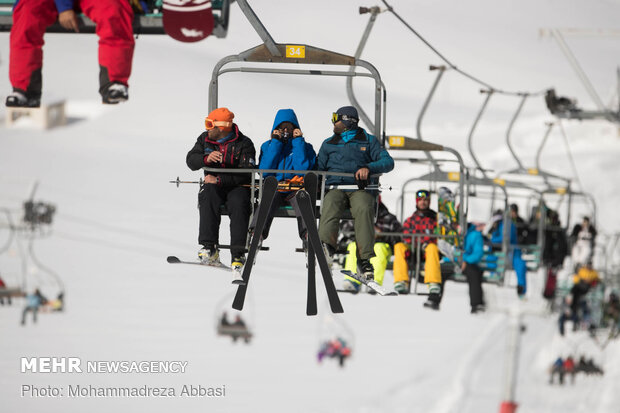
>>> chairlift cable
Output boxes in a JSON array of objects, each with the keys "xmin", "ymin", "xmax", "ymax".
[
  {"xmin": 28, "ymin": 239, "xmax": 65, "ymax": 293},
  {"xmin": 380, "ymin": 0, "xmax": 548, "ymax": 97},
  {"xmin": 0, "ymin": 208, "xmax": 16, "ymax": 255}
]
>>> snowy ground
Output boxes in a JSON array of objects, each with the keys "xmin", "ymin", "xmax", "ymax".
[{"xmin": 1, "ymin": 1, "xmax": 620, "ymax": 412}]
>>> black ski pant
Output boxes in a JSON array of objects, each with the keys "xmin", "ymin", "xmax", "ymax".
[
  {"xmin": 464, "ymin": 263, "xmax": 484, "ymax": 307},
  {"xmin": 198, "ymin": 184, "xmax": 251, "ymax": 261},
  {"xmin": 249, "ymin": 192, "xmax": 305, "ymax": 240}
]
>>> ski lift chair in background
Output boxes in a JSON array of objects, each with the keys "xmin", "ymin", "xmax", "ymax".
[
  {"xmin": 214, "ymin": 293, "xmax": 254, "ymax": 344},
  {"xmin": 385, "ymin": 136, "xmax": 467, "ymax": 294}
]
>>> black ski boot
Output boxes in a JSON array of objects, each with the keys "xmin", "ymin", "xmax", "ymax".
[
  {"xmin": 6, "ymin": 90, "xmax": 40, "ymax": 108},
  {"xmin": 359, "ymin": 259, "xmax": 374, "ymax": 282},
  {"xmin": 101, "ymin": 82, "xmax": 129, "ymax": 104}
]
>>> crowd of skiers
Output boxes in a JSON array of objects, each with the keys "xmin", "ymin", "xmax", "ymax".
[
  {"xmin": 181, "ymin": 103, "xmax": 617, "ymax": 329},
  {"xmin": 549, "ymin": 355, "xmax": 604, "ymax": 385}
]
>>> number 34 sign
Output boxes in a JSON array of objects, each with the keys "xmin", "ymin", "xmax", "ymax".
[{"xmin": 285, "ymin": 45, "xmax": 306, "ymax": 58}]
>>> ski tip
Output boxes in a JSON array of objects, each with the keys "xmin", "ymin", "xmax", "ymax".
[
  {"xmin": 232, "ymin": 280, "xmax": 246, "ymax": 286},
  {"xmin": 167, "ymin": 256, "xmax": 181, "ymax": 264}
]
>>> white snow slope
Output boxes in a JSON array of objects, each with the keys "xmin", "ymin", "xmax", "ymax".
[{"xmin": 1, "ymin": 1, "xmax": 619, "ymax": 412}]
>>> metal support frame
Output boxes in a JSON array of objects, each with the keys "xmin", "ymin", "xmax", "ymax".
[
  {"xmin": 235, "ymin": 0, "xmax": 281, "ymax": 56},
  {"xmin": 415, "ymin": 66, "xmax": 447, "ymax": 173},
  {"xmin": 534, "ymin": 122, "xmax": 555, "ymax": 183},
  {"xmin": 209, "ymin": 47, "xmax": 384, "ymax": 138},
  {"xmin": 467, "ymin": 90, "xmax": 494, "ymax": 180},
  {"xmin": 506, "ymin": 94, "xmax": 529, "ymax": 172},
  {"xmin": 551, "ymin": 29, "xmax": 608, "ymax": 113},
  {"xmin": 347, "ymin": 6, "xmax": 381, "ymax": 132}
]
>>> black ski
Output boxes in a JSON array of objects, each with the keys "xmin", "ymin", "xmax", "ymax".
[
  {"xmin": 232, "ymin": 176, "xmax": 278, "ymax": 311},
  {"xmin": 304, "ymin": 173, "xmax": 318, "ymax": 316},
  {"xmin": 293, "ymin": 189, "xmax": 344, "ymax": 314}
]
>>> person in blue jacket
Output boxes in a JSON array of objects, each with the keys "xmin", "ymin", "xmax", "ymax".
[
  {"xmin": 317, "ymin": 106, "xmax": 394, "ymax": 281},
  {"xmin": 250, "ymin": 109, "xmax": 316, "ymax": 241},
  {"xmin": 21, "ymin": 288, "xmax": 47, "ymax": 326},
  {"xmin": 491, "ymin": 213, "xmax": 527, "ymax": 298},
  {"xmin": 462, "ymin": 223, "xmax": 486, "ymax": 313}
]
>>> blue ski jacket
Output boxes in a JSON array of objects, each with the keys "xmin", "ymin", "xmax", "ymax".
[
  {"xmin": 491, "ymin": 220, "xmax": 518, "ymax": 245},
  {"xmin": 317, "ymin": 128, "xmax": 394, "ymax": 186},
  {"xmin": 463, "ymin": 224, "xmax": 484, "ymax": 264},
  {"xmin": 258, "ymin": 109, "xmax": 316, "ymax": 181}
]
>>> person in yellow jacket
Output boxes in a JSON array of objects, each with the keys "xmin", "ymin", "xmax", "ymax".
[
  {"xmin": 342, "ymin": 200, "xmax": 404, "ymax": 293},
  {"xmin": 568, "ymin": 263, "xmax": 600, "ymax": 331}
]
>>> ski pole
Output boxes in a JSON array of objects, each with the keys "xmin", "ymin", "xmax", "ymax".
[{"xmin": 169, "ymin": 177, "xmax": 203, "ymax": 188}]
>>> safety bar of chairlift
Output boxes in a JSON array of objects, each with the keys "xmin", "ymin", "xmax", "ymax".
[
  {"xmin": 201, "ymin": 166, "xmax": 383, "ymax": 216},
  {"xmin": 208, "ymin": 47, "xmax": 384, "ymax": 139}
]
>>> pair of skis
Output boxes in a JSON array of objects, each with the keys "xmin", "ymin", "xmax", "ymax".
[
  {"xmin": 232, "ymin": 173, "xmax": 343, "ymax": 315},
  {"xmin": 166, "ymin": 256, "xmax": 246, "ymax": 285}
]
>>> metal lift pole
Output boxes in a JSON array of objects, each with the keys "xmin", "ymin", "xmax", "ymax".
[
  {"xmin": 347, "ymin": 7, "xmax": 381, "ymax": 131},
  {"xmin": 534, "ymin": 122, "xmax": 555, "ymax": 188},
  {"xmin": 416, "ymin": 66, "xmax": 446, "ymax": 173},
  {"xmin": 235, "ymin": 0, "xmax": 281, "ymax": 57},
  {"xmin": 506, "ymin": 95, "xmax": 528, "ymax": 172},
  {"xmin": 467, "ymin": 90, "xmax": 494, "ymax": 180}
]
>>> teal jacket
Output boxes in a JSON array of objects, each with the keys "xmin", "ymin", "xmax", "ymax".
[{"xmin": 317, "ymin": 128, "xmax": 394, "ymax": 186}]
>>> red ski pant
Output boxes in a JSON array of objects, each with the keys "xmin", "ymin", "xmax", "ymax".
[{"xmin": 9, "ymin": 0, "xmax": 135, "ymax": 95}]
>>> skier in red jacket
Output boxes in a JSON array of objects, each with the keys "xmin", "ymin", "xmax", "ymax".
[{"xmin": 6, "ymin": 0, "xmax": 135, "ymax": 107}]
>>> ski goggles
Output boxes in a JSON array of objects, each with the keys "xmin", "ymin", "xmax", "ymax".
[
  {"xmin": 416, "ymin": 190, "xmax": 430, "ymax": 200},
  {"xmin": 205, "ymin": 118, "xmax": 232, "ymax": 130},
  {"xmin": 331, "ymin": 112, "xmax": 358, "ymax": 124}
]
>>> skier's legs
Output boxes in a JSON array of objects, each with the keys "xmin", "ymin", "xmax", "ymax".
[
  {"xmin": 464, "ymin": 263, "xmax": 484, "ymax": 307},
  {"xmin": 21, "ymin": 307, "xmax": 29, "ymax": 325},
  {"xmin": 392, "ymin": 242, "xmax": 410, "ymax": 284},
  {"xmin": 249, "ymin": 192, "xmax": 283, "ymax": 240},
  {"xmin": 79, "ymin": 0, "xmax": 135, "ymax": 93},
  {"xmin": 319, "ymin": 189, "xmax": 348, "ymax": 249},
  {"xmin": 198, "ymin": 184, "xmax": 224, "ymax": 248},
  {"xmin": 371, "ymin": 242, "xmax": 391, "ymax": 285},
  {"xmin": 513, "ymin": 249, "xmax": 527, "ymax": 294},
  {"xmin": 9, "ymin": 0, "xmax": 57, "ymax": 97},
  {"xmin": 225, "ymin": 186, "xmax": 251, "ymax": 260},
  {"xmin": 423, "ymin": 243, "xmax": 441, "ymax": 284},
  {"xmin": 348, "ymin": 190, "xmax": 376, "ymax": 260},
  {"xmin": 343, "ymin": 242, "xmax": 360, "ymax": 285}
]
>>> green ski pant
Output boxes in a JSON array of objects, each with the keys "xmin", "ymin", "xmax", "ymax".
[{"xmin": 318, "ymin": 189, "xmax": 375, "ymax": 260}]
